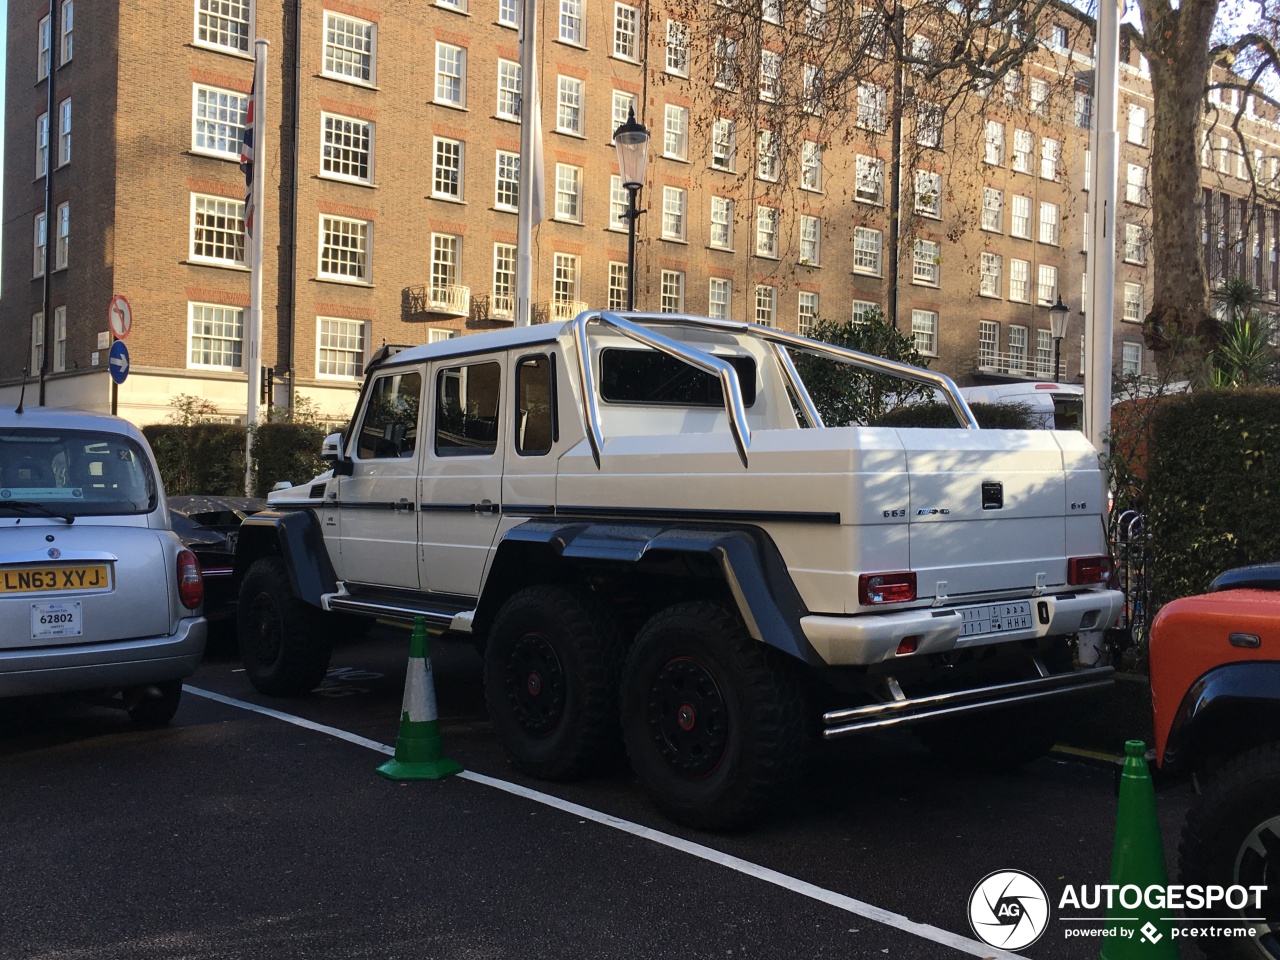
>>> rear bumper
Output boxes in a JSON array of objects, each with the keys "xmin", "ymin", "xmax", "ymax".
[
  {"xmin": 800, "ymin": 589, "xmax": 1124, "ymax": 666},
  {"xmin": 0, "ymin": 617, "xmax": 207, "ymax": 697}
]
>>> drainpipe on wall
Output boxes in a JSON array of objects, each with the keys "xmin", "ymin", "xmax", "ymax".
[
  {"xmin": 285, "ymin": 0, "xmax": 302, "ymax": 412},
  {"xmin": 39, "ymin": 0, "xmax": 59, "ymax": 405}
]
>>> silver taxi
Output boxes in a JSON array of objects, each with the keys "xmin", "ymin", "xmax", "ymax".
[{"xmin": 0, "ymin": 407, "xmax": 206, "ymax": 725}]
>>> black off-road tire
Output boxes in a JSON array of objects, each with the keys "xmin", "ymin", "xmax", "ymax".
[
  {"xmin": 620, "ymin": 602, "xmax": 807, "ymax": 831},
  {"xmin": 1179, "ymin": 743, "xmax": 1280, "ymax": 959},
  {"xmin": 483, "ymin": 585, "xmax": 626, "ymax": 781},
  {"xmin": 126, "ymin": 680, "xmax": 183, "ymax": 728},
  {"xmin": 914, "ymin": 702, "xmax": 1062, "ymax": 773},
  {"xmin": 237, "ymin": 557, "xmax": 335, "ymax": 696}
]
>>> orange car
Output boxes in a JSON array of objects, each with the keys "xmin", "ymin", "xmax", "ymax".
[{"xmin": 1149, "ymin": 563, "xmax": 1280, "ymax": 957}]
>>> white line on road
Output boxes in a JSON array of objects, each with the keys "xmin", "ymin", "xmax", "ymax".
[{"xmin": 185, "ymin": 684, "xmax": 1025, "ymax": 960}]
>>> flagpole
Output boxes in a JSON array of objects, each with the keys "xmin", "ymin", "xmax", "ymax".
[
  {"xmin": 515, "ymin": 0, "xmax": 539, "ymax": 327},
  {"xmin": 245, "ymin": 39, "xmax": 268, "ymax": 495}
]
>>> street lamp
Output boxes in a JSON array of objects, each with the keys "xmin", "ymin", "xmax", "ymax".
[
  {"xmin": 613, "ymin": 108, "xmax": 650, "ymax": 311},
  {"xmin": 1049, "ymin": 294, "xmax": 1070, "ymax": 382}
]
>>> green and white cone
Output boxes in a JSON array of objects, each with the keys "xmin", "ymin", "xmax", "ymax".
[{"xmin": 377, "ymin": 617, "xmax": 463, "ymax": 781}]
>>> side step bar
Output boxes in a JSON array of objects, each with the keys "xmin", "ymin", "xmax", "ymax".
[
  {"xmin": 822, "ymin": 666, "xmax": 1115, "ymax": 739},
  {"xmin": 326, "ymin": 596, "xmax": 460, "ymax": 627}
]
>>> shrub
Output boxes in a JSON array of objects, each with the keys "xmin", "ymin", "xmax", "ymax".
[
  {"xmin": 252, "ymin": 422, "xmax": 328, "ymax": 497},
  {"xmin": 143, "ymin": 423, "xmax": 247, "ymax": 496},
  {"xmin": 872, "ymin": 400, "xmax": 1040, "ymax": 430}
]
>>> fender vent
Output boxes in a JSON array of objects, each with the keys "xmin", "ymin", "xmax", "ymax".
[{"xmin": 310, "ymin": 484, "xmax": 327, "ymax": 499}]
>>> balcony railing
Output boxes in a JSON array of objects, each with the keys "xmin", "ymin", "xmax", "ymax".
[
  {"xmin": 974, "ymin": 349, "xmax": 1053, "ymax": 379},
  {"xmin": 534, "ymin": 299, "xmax": 589, "ymax": 324},
  {"xmin": 401, "ymin": 283, "xmax": 471, "ymax": 321}
]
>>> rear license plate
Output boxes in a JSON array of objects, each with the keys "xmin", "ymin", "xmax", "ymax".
[
  {"xmin": 0, "ymin": 564, "xmax": 110, "ymax": 595},
  {"xmin": 959, "ymin": 600, "xmax": 1034, "ymax": 638},
  {"xmin": 31, "ymin": 600, "xmax": 82, "ymax": 639}
]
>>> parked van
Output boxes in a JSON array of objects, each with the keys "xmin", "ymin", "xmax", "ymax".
[{"xmin": 958, "ymin": 382, "xmax": 1083, "ymax": 431}]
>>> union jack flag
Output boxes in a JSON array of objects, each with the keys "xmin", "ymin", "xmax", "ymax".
[{"xmin": 240, "ymin": 81, "xmax": 255, "ymax": 239}]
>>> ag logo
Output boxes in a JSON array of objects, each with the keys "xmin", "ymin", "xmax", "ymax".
[{"xmin": 968, "ymin": 869, "xmax": 1050, "ymax": 950}]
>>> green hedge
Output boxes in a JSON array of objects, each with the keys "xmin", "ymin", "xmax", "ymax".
[
  {"xmin": 1146, "ymin": 388, "xmax": 1280, "ymax": 608},
  {"xmin": 143, "ymin": 422, "xmax": 330, "ymax": 498},
  {"xmin": 872, "ymin": 401, "xmax": 1040, "ymax": 429}
]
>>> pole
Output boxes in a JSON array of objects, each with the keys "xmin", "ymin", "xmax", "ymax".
[
  {"xmin": 1053, "ymin": 339, "xmax": 1062, "ymax": 383},
  {"xmin": 626, "ymin": 186, "xmax": 639, "ymax": 311},
  {"xmin": 885, "ymin": 3, "xmax": 905, "ymax": 330},
  {"xmin": 39, "ymin": 0, "xmax": 59, "ymax": 406},
  {"xmin": 245, "ymin": 40, "xmax": 268, "ymax": 496},
  {"xmin": 514, "ymin": 0, "xmax": 539, "ymax": 327},
  {"xmin": 1085, "ymin": 0, "xmax": 1121, "ymax": 456}
]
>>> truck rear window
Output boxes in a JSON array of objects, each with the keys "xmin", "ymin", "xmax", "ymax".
[{"xmin": 599, "ymin": 349, "xmax": 756, "ymax": 407}]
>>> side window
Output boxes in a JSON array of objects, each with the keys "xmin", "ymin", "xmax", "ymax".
[
  {"xmin": 356, "ymin": 371, "xmax": 422, "ymax": 459},
  {"xmin": 435, "ymin": 361, "xmax": 501, "ymax": 457},
  {"xmin": 515, "ymin": 354, "xmax": 556, "ymax": 456}
]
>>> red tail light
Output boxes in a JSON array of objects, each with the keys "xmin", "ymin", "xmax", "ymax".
[
  {"xmin": 1068, "ymin": 555, "xmax": 1113, "ymax": 586},
  {"xmin": 177, "ymin": 549, "xmax": 204, "ymax": 610},
  {"xmin": 859, "ymin": 571, "xmax": 917, "ymax": 605}
]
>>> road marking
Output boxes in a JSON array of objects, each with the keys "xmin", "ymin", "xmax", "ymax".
[{"xmin": 185, "ymin": 684, "xmax": 1026, "ymax": 960}]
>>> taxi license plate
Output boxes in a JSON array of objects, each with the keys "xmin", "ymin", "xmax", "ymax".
[
  {"xmin": 959, "ymin": 600, "xmax": 1034, "ymax": 637},
  {"xmin": 32, "ymin": 600, "xmax": 82, "ymax": 639},
  {"xmin": 0, "ymin": 564, "xmax": 110, "ymax": 595}
]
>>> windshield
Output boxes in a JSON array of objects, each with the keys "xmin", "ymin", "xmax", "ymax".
[{"xmin": 0, "ymin": 428, "xmax": 158, "ymax": 517}]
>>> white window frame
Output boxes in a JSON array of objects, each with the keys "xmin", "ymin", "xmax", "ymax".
[
  {"xmin": 852, "ymin": 300, "xmax": 877, "ymax": 324},
  {"xmin": 609, "ymin": 176, "xmax": 628, "ymax": 231},
  {"xmin": 554, "ymin": 163, "xmax": 582, "ymax": 223},
  {"xmin": 320, "ymin": 112, "xmax": 374, "ymax": 184},
  {"xmin": 495, "ymin": 150, "xmax": 520, "ymax": 211},
  {"xmin": 666, "ymin": 21, "xmax": 689, "ymax": 77},
  {"xmin": 36, "ymin": 112, "xmax": 49, "ymax": 178},
  {"xmin": 755, "ymin": 285, "xmax": 776, "ymax": 326},
  {"xmin": 757, "ymin": 130, "xmax": 779, "ymax": 182},
  {"xmin": 493, "ymin": 244, "xmax": 517, "ymax": 317},
  {"xmin": 1009, "ymin": 258, "xmax": 1030, "ymax": 302},
  {"xmin": 755, "ymin": 205, "xmax": 778, "ymax": 258},
  {"xmin": 915, "ymin": 170, "xmax": 942, "ymax": 218},
  {"xmin": 1122, "ymin": 341, "xmax": 1143, "ymax": 376},
  {"xmin": 856, "ymin": 155, "xmax": 884, "ymax": 205},
  {"xmin": 496, "ymin": 60, "xmax": 522, "ymax": 121},
  {"xmin": 1008, "ymin": 324, "xmax": 1028, "ymax": 372},
  {"xmin": 913, "ymin": 239, "xmax": 940, "ymax": 286},
  {"xmin": 1029, "ymin": 78, "xmax": 1049, "ymax": 116},
  {"xmin": 1126, "ymin": 164, "xmax": 1148, "ymax": 205},
  {"xmin": 916, "ymin": 101, "xmax": 942, "ymax": 148},
  {"xmin": 34, "ymin": 214, "xmax": 46, "ymax": 278},
  {"xmin": 430, "ymin": 232, "xmax": 461, "ymax": 292},
  {"xmin": 190, "ymin": 193, "xmax": 246, "ymax": 266},
  {"xmin": 57, "ymin": 98, "xmax": 71, "ymax": 167},
  {"xmin": 660, "ymin": 270, "xmax": 685, "ymax": 313},
  {"xmin": 316, "ymin": 316, "xmax": 368, "ymax": 379},
  {"xmin": 800, "ymin": 215, "xmax": 821, "ymax": 265},
  {"xmin": 663, "ymin": 104, "xmax": 688, "ymax": 160},
  {"xmin": 710, "ymin": 196, "xmax": 733, "ymax": 250},
  {"xmin": 607, "ymin": 261, "xmax": 628, "ymax": 311},
  {"xmin": 559, "ymin": 0, "xmax": 584, "ymax": 45},
  {"xmin": 557, "ymin": 76, "xmax": 584, "ymax": 135},
  {"xmin": 193, "ymin": 84, "xmax": 249, "ymax": 161},
  {"xmin": 60, "ymin": 2, "xmax": 74, "ymax": 62},
  {"xmin": 188, "ymin": 301, "xmax": 245, "ymax": 371},
  {"xmin": 853, "ymin": 227, "xmax": 882, "ymax": 276},
  {"xmin": 759, "ymin": 50, "xmax": 782, "ymax": 102},
  {"xmin": 318, "ymin": 215, "xmax": 371, "ymax": 283},
  {"xmin": 323, "ymin": 11, "xmax": 377, "ymax": 86},
  {"xmin": 613, "ymin": 3, "xmax": 639, "ymax": 61},
  {"xmin": 1123, "ymin": 283, "xmax": 1145, "ymax": 323},
  {"xmin": 802, "ymin": 63, "xmax": 824, "ymax": 114},
  {"xmin": 553, "ymin": 252, "xmax": 579, "ymax": 302},
  {"xmin": 708, "ymin": 278, "xmax": 731, "ymax": 320},
  {"xmin": 801, "ymin": 141, "xmax": 823, "ymax": 192},
  {"xmin": 1039, "ymin": 201, "xmax": 1060, "ymax": 245},
  {"xmin": 55, "ymin": 201, "xmax": 69, "ymax": 270},
  {"xmin": 1011, "ymin": 195, "xmax": 1031, "ymax": 239},
  {"xmin": 979, "ymin": 252, "xmax": 1002, "ymax": 298},
  {"xmin": 1040, "ymin": 138, "xmax": 1061, "ymax": 181},
  {"xmin": 435, "ymin": 42, "xmax": 467, "ymax": 107},
  {"xmin": 1037, "ymin": 264, "xmax": 1058, "ymax": 305},
  {"xmin": 31, "ymin": 313, "xmax": 43, "ymax": 375},
  {"xmin": 984, "ymin": 121, "xmax": 1004, "ymax": 166},
  {"xmin": 798, "ymin": 292, "xmax": 819, "ymax": 336},
  {"xmin": 1012, "ymin": 129, "xmax": 1033, "ymax": 174},
  {"xmin": 432, "ymin": 137, "xmax": 464, "ymax": 200},
  {"xmin": 195, "ymin": 0, "xmax": 251, "ymax": 55},
  {"xmin": 1124, "ymin": 223, "xmax": 1146, "ymax": 264},
  {"xmin": 1127, "ymin": 103, "xmax": 1148, "ymax": 146},
  {"xmin": 611, "ymin": 91, "xmax": 637, "ymax": 139},
  {"xmin": 661, "ymin": 186, "xmax": 686, "ymax": 241},
  {"xmin": 53, "ymin": 306, "xmax": 67, "ymax": 373},
  {"xmin": 499, "ymin": 0, "xmax": 519, "ymax": 28},
  {"xmin": 979, "ymin": 320, "xmax": 998, "ymax": 367},
  {"xmin": 714, "ymin": 35, "xmax": 739, "ymax": 90},
  {"xmin": 712, "ymin": 118, "xmax": 736, "ymax": 171},
  {"xmin": 857, "ymin": 83, "xmax": 886, "ymax": 132},
  {"xmin": 981, "ymin": 188, "xmax": 1003, "ymax": 233},
  {"xmin": 911, "ymin": 310, "xmax": 938, "ymax": 356}
]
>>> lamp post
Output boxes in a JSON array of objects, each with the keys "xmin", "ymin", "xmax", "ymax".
[
  {"xmin": 613, "ymin": 108, "xmax": 650, "ymax": 311},
  {"xmin": 1049, "ymin": 294, "xmax": 1070, "ymax": 382}
]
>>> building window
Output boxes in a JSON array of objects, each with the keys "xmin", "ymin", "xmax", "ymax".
[
  {"xmin": 436, "ymin": 43, "xmax": 467, "ymax": 106},
  {"xmin": 321, "ymin": 113, "xmax": 372, "ymax": 183},
  {"xmin": 1051, "ymin": 24, "xmax": 1069, "ymax": 47},
  {"xmin": 609, "ymin": 176, "xmax": 627, "ymax": 230},
  {"xmin": 712, "ymin": 119, "xmax": 736, "ymax": 171},
  {"xmin": 431, "ymin": 233, "xmax": 460, "ymax": 292},
  {"xmin": 1126, "ymin": 164, "xmax": 1148, "ymax": 205},
  {"xmin": 666, "ymin": 21, "xmax": 689, "ymax": 77},
  {"xmin": 661, "ymin": 187, "xmax": 686, "ymax": 241},
  {"xmin": 1127, "ymin": 104, "xmax": 1148, "ymax": 146},
  {"xmin": 56, "ymin": 99, "xmax": 71, "ymax": 167},
  {"xmin": 55, "ymin": 202, "xmax": 69, "ymax": 270},
  {"xmin": 854, "ymin": 227, "xmax": 882, "ymax": 276},
  {"xmin": 614, "ymin": 3, "xmax": 639, "ymax": 60},
  {"xmin": 759, "ymin": 50, "xmax": 782, "ymax": 102},
  {"xmin": 916, "ymin": 101, "xmax": 942, "ymax": 148},
  {"xmin": 30, "ymin": 313, "xmax": 43, "ymax": 375},
  {"xmin": 798, "ymin": 292, "xmax": 819, "ymax": 336},
  {"xmin": 857, "ymin": 83, "xmax": 886, "ymax": 132},
  {"xmin": 612, "ymin": 90, "xmax": 637, "ymax": 136},
  {"xmin": 36, "ymin": 113, "xmax": 49, "ymax": 177},
  {"xmin": 757, "ymin": 130, "xmax": 779, "ymax": 181},
  {"xmin": 1040, "ymin": 138, "xmax": 1061, "ymax": 180},
  {"xmin": 663, "ymin": 104, "xmax": 688, "ymax": 160},
  {"xmin": 1011, "ymin": 195, "xmax": 1031, "ymax": 239},
  {"xmin": 1125, "ymin": 223, "xmax": 1146, "ymax": 264},
  {"xmin": 34, "ymin": 214, "xmax": 46, "ymax": 278},
  {"xmin": 1030, "ymin": 78, "xmax": 1049, "ymax": 116},
  {"xmin": 189, "ymin": 302, "xmax": 244, "ymax": 370},
  {"xmin": 979, "ymin": 320, "xmax": 998, "ymax": 367},
  {"xmin": 708, "ymin": 278, "xmax": 731, "ymax": 319},
  {"xmin": 438, "ymin": 0, "xmax": 467, "ymax": 14},
  {"xmin": 194, "ymin": 85, "xmax": 248, "ymax": 160},
  {"xmin": 191, "ymin": 194, "xmax": 245, "ymax": 265},
  {"xmin": 1012, "ymin": 129, "xmax": 1033, "ymax": 173},
  {"xmin": 493, "ymin": 244, "xmax": 516, "ymax": 317},
  {"xmin": 801, "ymin": 141, "xmax": 823, "ymax": 191},
  {"xmin": 553, "ymin": 252, "xmax": 579, "ymax": 302},
  {"xmin": 432, "ymin": 137, "xmax": 464, "ymax": 199},
  {"xmin": 555, "ymin": 164, "xmax": 582, "ymax": 222},
  {"xmin": 1003, "ymin": 69, "xmax": 1022, "ymax": 104},
  {"xmin": 1039, "ymin": 202, "xmax": 1060, "ymax": 245},
  {"xmin": 714, "ymin": 35, "xmax": 739, "ymax": 90},
  {"xmin": 984, "ymin": 120, "xmax": 1005, "ymax": 165},
  {"xmin": 802, "ymin": 63, "xmax": 824, "ymax": 114},
  {"xmin": 196, "ymin": 0, "xmax": 250, "ymax": 54},
  {"xmin": 755, "ymin": 285, "xmax": 776, "ymax": 326},
  {"xmin": 755, "ymin": 205, "xmax": 778, "ymax": 258},
  {"xmin": 1123, "ymin": 283, "xmax": 1145, "ymax": 322},
  {"xmin": 915, "ymin": 170, "xmax": 942, "ymax": 218},
  {"xmin": 428, "ymin": 328, "xmax": 457, "ymax": 343},
  {"xmin": 913, "ymin": 239, "xmax": 940, "ymax": 285},
  {"xmin": 982, "ymin": 188, "xmax": 1003, "ymax": 232},
  {"xmin": 1084, "ymin": 149, "xmax": 1091, "ymax": 189},
  {"xmin": 38, "ymin": 15, "xmax": 51, "ymax": 80},
  {"xmin": 1031, "ymin": 265, "xmax": 1056, "ymax": 307},
  {"xmin": 1008, "ymin": 325, "xmax": 1028, "ymax": 372},
  {"xmin": 852, "ymin": 300, "xmax": 877, "ymax": 324},
  {"xmin": 495, "ymin": 151, "xmax": 520, "ymax": 211},
  {"xmin": 324, "ymin": 12, "xmax": 376, "ymax": 85},
  {"xmin": 710, "ymin": 196, "xmax": 733, "ymax": 249},
  {"xmin": 497, "ymin": 60, "xmax": 522, "ymax": 120},
  {"xmin": 556, "ymin": 76, "xmax": 584, "ymax": 135},
  {"xmin": 1122, "ymin": 342, "xmax": 1143, "ymax": 376},
  {"xmin": 560, "ymin": 0, "xmax": 584, "ymax": 44},
  {"xmin": 317, "ymin": 317, "xmax": 366, "ymax": 378},
  {"xmin": 911, "ymin": 310, "xmax": 938, "ymax": 356},
  {"xmin": 319, "ymin": 215, "xmax": 370, "ymax": 281},
  {"xmin": 1009, "ymin": 258, "xmax": 1030, "ymax": 302},
  {"xmin": 856, "ymin": 155, "xmax": 884, "ymax": 204},
  {"xmin": 980, "ymin": 253, "xmax": 1002, "ymax": 298},
  {"xmin": 660, "ymin": 270, "xmax": 685, "ymax": 313},
  {"xmin": 499, "ymin": 0, "xmax": 519, "ymax": 28},
  {"xmin": 53, "ymin": 307, "xmax": 67, "ymax": 373},
  {"xmin": 800, "ymin": 215, "xmax": 821, "ymax": 265},
  {"xmin": 1036, "ymin": 329, "xmax": 1053, "ymax": 376},
  {"xmin": 763, "ymin": 0, "xmax": 782, "ymax": 23},
  {"xmin": 608, "ymin": 261, "xmax": 628, "ymax": 311}
]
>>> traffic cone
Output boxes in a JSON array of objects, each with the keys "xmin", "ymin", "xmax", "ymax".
[
  {"xmin": 377, "ymin": 617, "xmax": 463, "ymax": 781},
  {"xmin": 1098, "ymin": 740, "xmax": 1177, "ymax": 959}
]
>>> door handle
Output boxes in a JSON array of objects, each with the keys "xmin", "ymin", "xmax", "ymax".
[
  {"xmin": 475, "ymin": 500, "xmax": 500, "ymax": 515},
  {"xmin": 394, "ymin": 498, "xmax": 414, "ymax": 513}
]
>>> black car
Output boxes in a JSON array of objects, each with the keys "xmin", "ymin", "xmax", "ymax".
[{"xmin": 168, "ymin": 496, "xmax": 266, "ymax": 626}]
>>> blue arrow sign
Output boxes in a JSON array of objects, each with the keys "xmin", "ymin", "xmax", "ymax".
[{"xmin": 108, "ymin": 340, "xmax": 130, "ymax": 385}]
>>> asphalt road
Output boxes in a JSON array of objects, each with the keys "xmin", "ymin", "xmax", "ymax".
[{"xmin": 1, "ymin": 624, "xmax": 1199, "ymax": 960}]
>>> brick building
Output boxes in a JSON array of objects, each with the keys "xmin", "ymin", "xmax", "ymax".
[{"xmin": 2, "ymin": 0, "xmax": 1276, "ymax": 426}]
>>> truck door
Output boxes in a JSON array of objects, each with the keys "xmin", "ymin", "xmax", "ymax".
[
  {"xmin": 498, "ymin": 350, "xmax": 564, "ymax": 535},
  {"xmin": 419, "ymin": 354, "xmax": 506, "ymax": 598},
  {"xmin": 335, "ymin": 368, "xmax": 424, "ymax": 591}
]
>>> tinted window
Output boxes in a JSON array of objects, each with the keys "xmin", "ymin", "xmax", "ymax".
[
  {"xmin": 435, "ymin": 362, "xmax": 501, "ymax": 457},
  {"xmin": 0, "ymin": 428, "xmax": 156, "ymax": 516},
  {"xmin": 356, "ymin": 372, "xmax": 422, "ymax": 459},
  {"xmin": 599, "ymin": 349, "xmax": 757, "ymax": 406},
  {"xmin": 516, "ymin": 355, "xmax": 555, "ymax": 456}
]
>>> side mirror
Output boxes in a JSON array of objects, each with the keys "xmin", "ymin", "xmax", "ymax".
[{"xmin": 320, "ymin": 431, "xmax": 344, "ymax": 463}]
